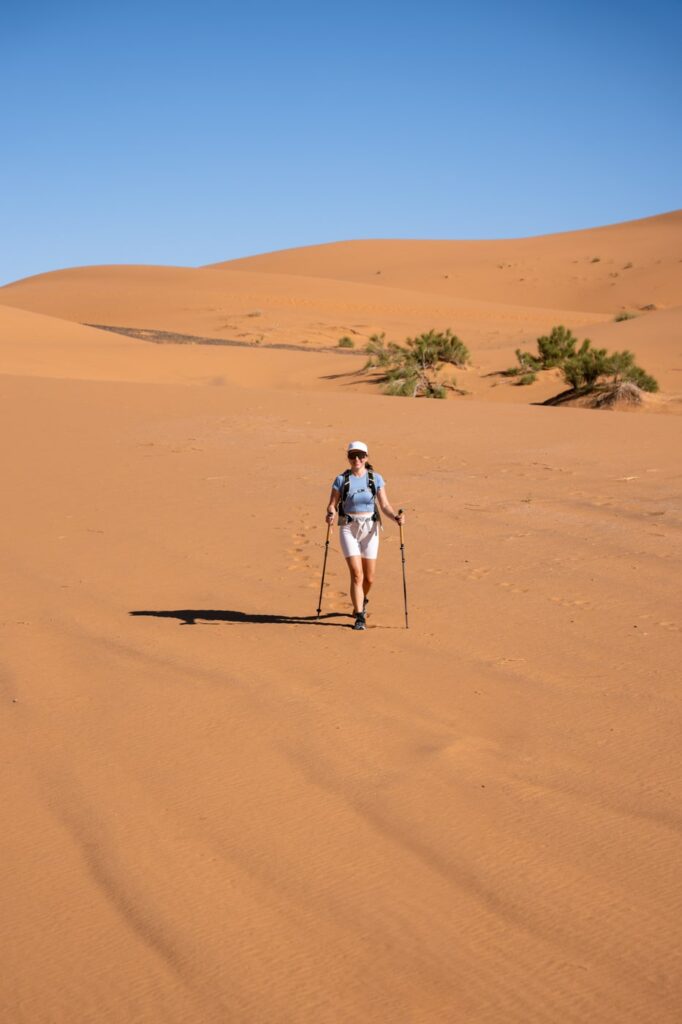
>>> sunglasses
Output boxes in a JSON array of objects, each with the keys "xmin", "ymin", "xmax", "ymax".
[{"xmin": 348, "ymin": 452, "xmax": 367, "ymax": 460}]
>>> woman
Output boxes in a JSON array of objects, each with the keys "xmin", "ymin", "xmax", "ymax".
[{"xmin": 325, "ymin": 441, "xmax": 404, "ymax": 631}]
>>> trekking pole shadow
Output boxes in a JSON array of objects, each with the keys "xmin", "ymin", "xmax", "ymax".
[{"xmin": 129, "ymin": 609, "xmax": 352, "ymax": 627}]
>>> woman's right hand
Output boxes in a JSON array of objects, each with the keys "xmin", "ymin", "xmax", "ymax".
[{"xmin": 325, "ymin": 509, "xmax": 335, "ymax": 524}]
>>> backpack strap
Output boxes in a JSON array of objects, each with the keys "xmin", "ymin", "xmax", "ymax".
[
  {"xmin": 368, "ymin": 468, "xmax": 383, "ymax": 527},
  {"xmin": 338, "ymin": 469, "xmax": 352, "ymax": 520}
]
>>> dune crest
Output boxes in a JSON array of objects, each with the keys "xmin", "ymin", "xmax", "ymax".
[{"xmin": 208, "ymin": 210, "xmax": 682, "ymax": 314}]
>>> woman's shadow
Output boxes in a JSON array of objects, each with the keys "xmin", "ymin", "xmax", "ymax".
[{"xmin": 129, "ymin": 609, "xmax": 353, "ymax": 627}]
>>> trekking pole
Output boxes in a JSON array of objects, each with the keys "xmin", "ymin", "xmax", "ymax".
[
  {"xmin": 398, "ymin": 509, "xmax": 409, "ymax": 629},
  {"xmin": 316, "ymin": 522, "xmax": 332, "ymax": 618}
]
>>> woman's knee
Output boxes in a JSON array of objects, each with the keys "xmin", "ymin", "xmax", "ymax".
[{"xmin": 349, "ymin": 565, "xmax": 363, "ymax": 584}]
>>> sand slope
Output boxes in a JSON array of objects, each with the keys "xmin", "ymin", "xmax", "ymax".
[
  {"xmin": 212, "ymin": 210, "xmax": 682, "ymax": 314},
  {"xmin": 0, "ymin": 262, "xmax": 607, "ymax": 356},
  {"xmin": 0, "ymin": 302, "xmax": 365, "ymax": 391}
]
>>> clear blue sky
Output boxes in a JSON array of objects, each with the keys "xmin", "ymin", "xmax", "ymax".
[{"xmin": 2, "ymin": 0, "xmax": 680, "ymax": 284}]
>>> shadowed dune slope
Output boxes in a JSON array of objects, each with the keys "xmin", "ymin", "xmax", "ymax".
[
  {"xmin": 0, "ymin": 302, "xmax": 361, "ymax": 391},
  {"xmin": 210, "ymin": 210, "xmax": 682, "ymax": 314}
]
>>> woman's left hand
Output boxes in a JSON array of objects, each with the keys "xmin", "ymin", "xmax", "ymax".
[{"xmin": 395, "ymin": 511, "xmax": 405, "ymax": 525}]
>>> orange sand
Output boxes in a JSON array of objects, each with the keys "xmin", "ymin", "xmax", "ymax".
[{"xmin": 0, "ymin": 213, "xmax": 680, "ymax": 1023}]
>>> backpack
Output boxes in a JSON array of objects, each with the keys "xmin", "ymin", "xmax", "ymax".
[{"xmin": 338, "ymin": 468, "xmax": 381, "ymax": 524}]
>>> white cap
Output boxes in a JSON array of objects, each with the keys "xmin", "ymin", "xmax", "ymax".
[{"xmin": 347, "ymin": 440, "xmax": 368, "ymax": 454}]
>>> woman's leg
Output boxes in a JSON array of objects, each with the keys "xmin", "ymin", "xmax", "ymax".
[
  {"xmin": 361, "ymin": 558, "xmax": 376, "ymax": 603},
  {"xmin": 345, "ymin": 555, "xmax": 364, "ymax": 613}
]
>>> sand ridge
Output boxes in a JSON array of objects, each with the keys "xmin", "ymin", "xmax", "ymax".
[
  {"xmin": 0, "ymin": 261, "xmax": 609, "ymax": 356},
  {"xmin": 210, "ymin": 210, "xmax": 682, "ymax": 314}
]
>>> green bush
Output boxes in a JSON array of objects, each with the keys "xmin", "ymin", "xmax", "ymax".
[
  {"xmin": 613, "ymin": 311, "xmax": 637, "ymax": 322},
  {"xmin": 625, "ymin": 367, "xmax": 658, "ymax": 392},
  {"xmin": 512, "ymin": 348, "xmax": 540, "ymax": 373},
  {"xmin": 510, "ymin": 326, "xmax": 579, "ymax": 375},
  {"xmin": 404, "ymin": 328, "xmax": 469, "ymax": 368},
  {"xmin": 561, "ymin": 345, "xmax": 658, "ymax": 393},
  {"xmin": 384, "ymin": 373, "xmax": 417, "ymax": 397},
  {"xmin": 504, "ymin": 324, "xmax": 659, "ymax": 400},
  {"xmin": 337, "ymin": 336, "xmax": 354, "ymax": 348},
  {"xmin": 561, "ymin": 343, "xmax": 610, "ymax": 389},
  {"xmin": 536, "ymin": 325, "xmax": 580, "ymax": 367},
  {"xmin": 383, "ymin": 367, "xmax": 446, "ymax": 398},
  {"xmin": 364, "ymin": 333, "xmax": 401, "ymax": 369},
  {"xmin": 606, "ymin": 350, "xmax": 659, "ymax": 392},
  {"xmin": 362, "ymin": 328, "xmax": 468, "ymax": 398}
]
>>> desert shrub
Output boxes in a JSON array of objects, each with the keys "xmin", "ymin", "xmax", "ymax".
[
  {"xmin": 503, "ymin": 324, "xmax": 658, "ymax": 400},
  {"xmin": 508, "ymin": 325, "xmax": 579, "ymax": 376},
  {"xmin": 536, "ymin": 326, "xmax": 581, "ymax": 367},
  {"xmin": 591, "ymin": 257, "xmax": 601, "ymax": 263},
  {"xmin": 561, "ymin": 343, "xmax": 610, "ymax": 389},
  {"xmin": 613, "ymin": 311, "xmax": 637, "ymax": 322},
  {"xmin": 561, "ymin": 344, "xmax": 658, "ymax": 393},
  {"xmin": 384, "ymin": 373, "xmax": 418, "ymax": 397},
  {"xmin": 404, "ymin": 329, "xmax": 470, "ymax": 368},
  {"xmin": 513, "ymin": 348, "xmax": 540, "ymax": 372},
  {"xmin": 383, "ymin": 369, "xmax": 446, "ymax": 399},
  {"xmin": 606, "ymin": 350, "xmax": 658, "ymax": 392},
  {"xmin": 362, "ymin": 329, "xmax": 468, "ymax": 398},
  {"xmin": 337, "ymin": 336, "xmax": 354, "ymax": 348},
  {"xmin": 625, "ymin": 367, "xmax": 658, "ymax": 392},
  {"xmin": 363, "ymin": 333, "xmax": 401, "ymax": 369}
]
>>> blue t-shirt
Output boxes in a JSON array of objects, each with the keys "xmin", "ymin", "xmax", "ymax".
[{"xmin": 332, "ymin": 471, "xmax": 385, "ymax": 515}]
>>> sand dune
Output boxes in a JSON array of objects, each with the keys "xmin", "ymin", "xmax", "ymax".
[
  {"xmin": 0, "ymin": 262, "xmax": 608, "ymax": 357},
  {"xmin": 6, "ymin": 296, "xmax": 678, "ymax": 406},
  {"xmin": 212, "ymin": 210, "xmax": 682, "ymax": 315},
  {"xmin": 1, "ymin": 213, "xmax": 681, "ymax": 1023},
  {"xmin": 0, "ymin": 302, "xmax": 362, "ymax": 391}
]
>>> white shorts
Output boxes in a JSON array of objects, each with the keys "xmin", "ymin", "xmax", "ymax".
[{"xmin": 339, "ymin": 517, "xmax": 380, "ymax": 560}]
